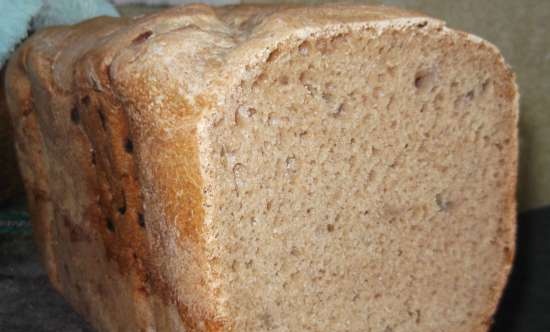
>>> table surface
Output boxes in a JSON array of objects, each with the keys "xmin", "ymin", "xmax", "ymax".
[
  {"xmin": 0, "ymin": 233, "xmax": 92, "ymax": 331},
  {"xmin": 0, "ymin": 207, "xmax": 548, "ymax": 332}
]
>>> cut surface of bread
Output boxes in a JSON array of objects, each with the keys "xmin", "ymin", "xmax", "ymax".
[{"xmin": 5, "ymin": 4, "xmax": 518, "ymax": 332}]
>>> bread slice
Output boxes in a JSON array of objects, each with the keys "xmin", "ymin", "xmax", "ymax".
[{"xmin": 5, "ymin": 4, "xmax": 518, "ymax": 332}]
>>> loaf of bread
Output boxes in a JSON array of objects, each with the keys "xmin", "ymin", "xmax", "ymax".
[{"xmin": 5, "ymin": 4, "xmax": 518, "ymax": 331}]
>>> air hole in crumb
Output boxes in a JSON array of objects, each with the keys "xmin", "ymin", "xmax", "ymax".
[
  {"xmin": 368, "ymin": 169, "xmax": 376, "ymax": 182},
  {"xmin": 234, "ymin": 106, "xmax": 256, "ymax": 126},
  {"xmin": 70, "ymin": 106, "xmax": 80, "ymax": 124},
  {"xmin": 435, "ymin": 92, "xmax": 445, "ymax": 106},
  {"xmin": 118, "ymin": 193, "xmax": 127, "ymax": 215},
  {"xmin": 416, "ymin": 21, "xmax": 428, "ymax": 28},
  {"xmin": 304, "ymin": 83, "xmax": 316, "ymax": 96},
  {"xmin": 105, "ymin": 64, "xmax": 113, "ymax": 84},
  {"xmin": 267, "ymin": 113, "xmax": 288, "ymax": 126},
  {"xmin": 435, "ymin": 193, "xmax": 451, "ymax": 211},
  {"xmin": 322, "ymin": 91, "xmax": 333, "ymax": 103},
  {"xmin": 386, "ymin": 95, "xmax": 396, "ymax": 110},
  {"xmin": 22, "ymin": 105, "xmax": 33, "ymax": 117},
  {"xmin": 316, "ymin": 38, "xmax": 329, "ymax": 54},
  {"xmin": 124, "ymin": 138, "xmax": 134, "ymax": 153},
  {"xmin": 503, "ymin": 246, "xmax": 513, "ymax": 263},
  {"xmin": 373, "ymin": 87, "xmax": 383, "ymax": 98},
  {"xmin": 259, "ymin": 312, "xmax": 274, "ymax": 329},
  {"xmin": 232, "ymin": 163, "xmax": 245, "ymax": 196},
  {"xmin": 132, "ymin": 30, "xmax": 153, "ymax": 44},
  {"xmin": 326, "ymin": 224, "xmax": 335, "ymax": 232},
  {"xmin": 466, "ymin": 89, "xmax": 475, "ymax": 100},
  {"xmin": 416, "ymin": 310, "xmax": 422, "ymax": 324},
  {"xmin": 97, "ymin": 109, "xmax": 106, "ymax": 129},
  {"xmin": 330, "ymin": 103, "xmax": 345, "ymax": 117},
  {"xmin": 81, "ymin": 95, "xmax": 91, "ymax": 106},
  {"xmin": 331, "ymin": 34, "xmax": 346, "ymax": 46},
  {"xmin": 285, "ymin": 156, "xmax": 297, "ymax": 172},
  {"xmin": 252, "ymin": 72, "xmax": 267, "ymax": 89},
  {"xmin": 298, "ymin": 41, "xmax": 310, "ymax": 55},
  {"xmin": 481, "ymin": 79, "xmax": 491, "ymax": 93},
  {"xmin": 266, "ymin": 48, "xmax": 281, "ymax": 63},
  {"xmin": 349, "ymin": 155, "xmax": 356, "ymax": 169},
  {"xmin": 279, "ymin": 75, "xmax": 289, "ymax": 85},
  {"xmin": 414, "ymin": 70, "xmax": 434, "ymax": 91},
  {"xmin": 106, "ymin": 218, "xmax": 115, "ymax": 232},
  {"xmin": 298, "ymin": 71, "xmax": 307, "ymax": 83},
  {"xmin": 138, "ymin": 213, "xmax": 145, "ymax": 228},
  {"xmin": 387, "ymin": 65, "xmax": 397, "ymax": 78},
  {"xmin": 230, "ymin": 260, "xmax": 238, "ymax": 272}
]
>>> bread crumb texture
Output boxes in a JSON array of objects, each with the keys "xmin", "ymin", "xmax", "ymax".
[{"xmin": 5, "ymin": 3, "xmax": 517, "ymax": 332}]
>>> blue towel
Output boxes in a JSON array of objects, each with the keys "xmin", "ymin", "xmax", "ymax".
[
  {"xmin": 0, "ymin": 0, "xmax": 119, "ymax": 67},
  {"xmin": 0, "ymin": 0, "xmax": 42, "ymax": 66}
]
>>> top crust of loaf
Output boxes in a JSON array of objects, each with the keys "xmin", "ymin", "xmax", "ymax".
[{"xmin": 5, "ymin": 4, "xmax": 517, "ymax": 331}]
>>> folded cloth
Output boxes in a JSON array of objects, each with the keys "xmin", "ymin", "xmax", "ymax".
[
  {"xmin": 33, "ymin": 0, "xmax": 119, "ymax": 29},
  {"xmin": 0, "ymin": 0, "xmax": 42, "ymax": 66},
  {"xmin": 112, "ymin": 0, "xmax": 239, "ymax": 6},
  {"xmin": 0, "ymin": 0, "xmax": 118, "ymax": 67}
]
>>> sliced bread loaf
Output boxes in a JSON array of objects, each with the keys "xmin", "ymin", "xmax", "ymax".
[{"xmin": 5, "ymin": 4, "xmax": 518, "ymax": 331}]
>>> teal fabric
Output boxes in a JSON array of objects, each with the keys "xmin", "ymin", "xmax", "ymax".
[
  {"xmin": 0, "ymin": 206, "xmax": 30, "ymax": 234},
  {"xmin": 0, "ymin": 0, "xmax": 42, "ymax": 66},
  {"xmin": 0, "ymin": 0, "xmax": 119, "ymax": 67},
  {"xmin": 32, "ymin": 0, "xmax": 119, "ymax": 29}
]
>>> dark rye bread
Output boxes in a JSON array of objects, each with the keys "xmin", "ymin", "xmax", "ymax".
[{"xmin": 5, "ymin": 4, "xmax": 518, "ymax": 332}]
